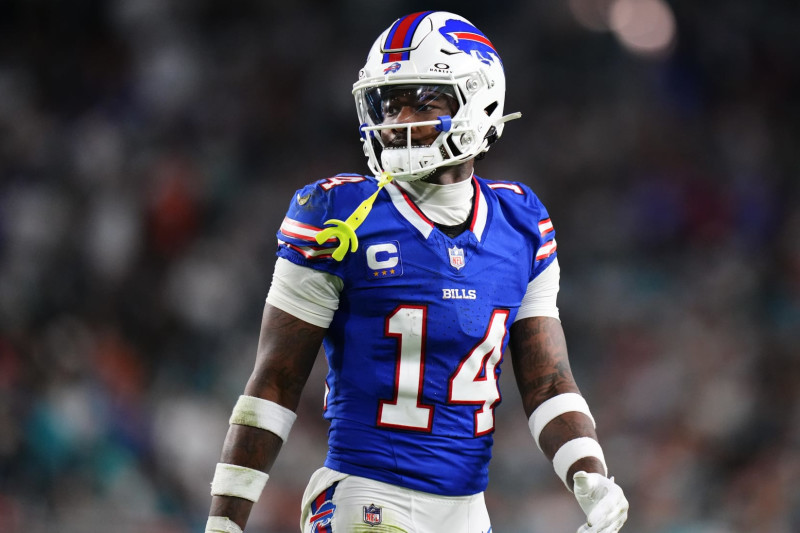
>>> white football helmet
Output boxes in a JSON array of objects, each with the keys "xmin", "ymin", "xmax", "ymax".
[{"xmin": 353, "ymin": 11, "xmax": 521, "ymax": 181}]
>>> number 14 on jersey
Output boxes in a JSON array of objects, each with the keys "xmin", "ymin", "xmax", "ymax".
[{"xmin": 377, "ymin": 305, "xmax": 509, "ymax": 436}]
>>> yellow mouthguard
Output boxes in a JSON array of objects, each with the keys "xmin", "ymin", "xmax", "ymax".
[{"xmin": 315, "ymin": 172, "xmax": 394, "ymax": 261}]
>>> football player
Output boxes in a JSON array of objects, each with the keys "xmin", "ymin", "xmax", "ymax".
[{"xmin": 206, "ymin": 11, "xmax": 628, "ymax": 533}]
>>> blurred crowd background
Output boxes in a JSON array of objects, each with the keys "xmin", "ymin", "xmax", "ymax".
[{"xmin": 1, "ymin": 0, "xmax": 798, "ymax": 532}]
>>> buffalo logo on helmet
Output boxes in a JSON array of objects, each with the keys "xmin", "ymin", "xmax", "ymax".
[
  {"xmin": 383, "ymin": 62, "xmax": 401, "ymax": 74},
  {"xmin": 438, "ymin": 18, "xmax": 500, "ymax": 66}
]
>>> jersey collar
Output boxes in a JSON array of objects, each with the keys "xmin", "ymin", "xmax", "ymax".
[{"xmin": 385, "ymin": 176, "xmax": 489, "ymax": 241}]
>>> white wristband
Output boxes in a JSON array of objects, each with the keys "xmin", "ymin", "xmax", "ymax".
[
  {"xmin": 206, "ymin": 516, "xmax": 243, "ymax": 533},
  {"xmin": 552, "ymin": 437, "xmax": 607, "ymax": 490},
  {"xmin": 210, "ymin": 463, "xmax": 269, "ymax": 502},
  {"xmin": 229, "ymin": 395, "xmax": 297, "ymax": 442},
  {"xmin": 528, "ymin": 393, "xmax": 595, "ymax": 451}
]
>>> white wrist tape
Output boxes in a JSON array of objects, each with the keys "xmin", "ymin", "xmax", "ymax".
[
  {"xmin": 206, "ymin": 516, "xmax": 243, "ymax": 533},
  {"xmin": 528, "ymin": 393, "xmax": 595, "ymax": 451},
  {"xmin": 552, "ymin": 437, "xmax": 607, "ymax": 490},
  {"xmin": 210, "ymin": 463, "xmax": 269, "ymax": 502},
  {"xmin": 229, "ymin": 395, "xmax": 297, "ymax": 442}
]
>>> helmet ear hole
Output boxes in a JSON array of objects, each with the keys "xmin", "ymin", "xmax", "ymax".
[
  {"xmin": 475, "ymin": 126, "xmax": 498, "ymax": 161},
  {"xmin": 484, "ymin": 101, "xmax": 499, "ymax": 117},
  {"xmin": 484, "ymin": 126, "xmax": 498, "ymax": 145},
  {"xmin": 446, "ymin": 136, "xmax": 463, "ymax": 158}
]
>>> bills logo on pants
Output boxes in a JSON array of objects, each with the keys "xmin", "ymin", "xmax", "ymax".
[{"xmin": 309, "ymin": 482, "xmax": 339, "ymax": 533}]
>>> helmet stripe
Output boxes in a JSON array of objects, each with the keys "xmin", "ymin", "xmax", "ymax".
[
  {"xmin": 451, "ymin": 31, "xmax": 497, "ymax": 52},
  {"xmin": 382, "ymin": 10, "xmax": 433, "ymax": 63}
]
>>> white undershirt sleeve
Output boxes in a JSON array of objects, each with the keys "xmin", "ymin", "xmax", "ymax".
[
  {"xmin": 265, "ymin": 257, "xmax": 343, "ymax": 328},
  {"xmin": 514, "ymin": 258, "xmax": 560, "ymax": 322}
]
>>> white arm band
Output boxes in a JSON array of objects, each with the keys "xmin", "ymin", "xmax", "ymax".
[
  {"xmin": 515, "ymin": 258, "xmax": 560, "ymax": 322},
  {"xmin": 528, "ymin": 393, "xmax": 595, "ymax": 451},
  {"xmin": 229, "ymin": 395, "xmax": 297, "ymax": 442},
  {"xmin": 210, "ymin": 463, "xmax": 269, "ymax": 502},
  {"xmin": 552, "ymin": 437, "xmax": 608, "ymax": 490},
  {"xmin": 266, "ymin": 257, "xmax": 342, "ymax": 328},
  {"xmin": 206, "ymin": 516, "xmax": 243, "ymax": 533}
]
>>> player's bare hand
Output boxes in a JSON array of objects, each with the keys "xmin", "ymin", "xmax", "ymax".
[{"xmin": 573, "ymin": 471, "xmax": 628, "ymax": 533}]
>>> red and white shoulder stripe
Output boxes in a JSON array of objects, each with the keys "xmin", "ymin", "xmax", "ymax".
[
  {"xmin": 278, "ymin": 217, "xmax": 338, "ymax": 261},
  {"xmin": 538, "ymin": 218, "xmax": 554, "ymax": 236},
  {"xmin": 536, "ymin": 239, "xmax": 557, "ymax": 260},
  {"xmin": 279, "ymin": 217, "xmax": 336, "ymax": 244},
  {"xmin": 277, "ymin": 240, "xmax": 334, "ymax": 260},
  {"xmin": 536, "ymin": 218, "xmax": 556, "ymax": 260}
]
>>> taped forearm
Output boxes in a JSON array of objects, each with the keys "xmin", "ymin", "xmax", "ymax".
[
  {"xmin": 528, "ymin": 393, "xmax": 607, "ymax": 490},
  {"xmin": 207, "ymin": 396, "xmax": 298, "ymax": 531}
]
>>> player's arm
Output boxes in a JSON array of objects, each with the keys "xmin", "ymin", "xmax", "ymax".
[
  {"xmin": 206, "ymin": 303, "xmax": 326, "ymax": 533},
  {"xmin": 509, "ymin": 316, "xmax": 604, "ymax": 483},
  {"xmin": 509, "ymin": 316, "xmax": 628, "ymax": 532}
]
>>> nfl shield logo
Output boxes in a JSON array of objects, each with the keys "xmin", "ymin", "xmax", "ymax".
[
  {"xmin": 363, "ymin": 504, "xmax": 382, "ymax": 526},
  {"xmin": 448, "ymin": 246, "xmax": 465, "ymax": 269}
]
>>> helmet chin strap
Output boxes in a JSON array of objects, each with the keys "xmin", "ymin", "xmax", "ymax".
[{"xmin": 315, "ymin": 172, "xmax": 394, "ymax": 261}]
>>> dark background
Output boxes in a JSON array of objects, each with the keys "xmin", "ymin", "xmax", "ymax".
[{"xmin": 0, "ymin": 1, "xmax": 798, "ymax": 532}]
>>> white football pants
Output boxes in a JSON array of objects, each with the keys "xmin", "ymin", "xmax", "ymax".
[{"xmin": 300, "ymin": 467, "xmax": 492, "ymax": 533}]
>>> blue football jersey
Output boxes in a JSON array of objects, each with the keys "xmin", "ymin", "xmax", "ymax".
[{"xmin": 276, "ymin": 174, "xmax": 557, "ymax": 496}]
